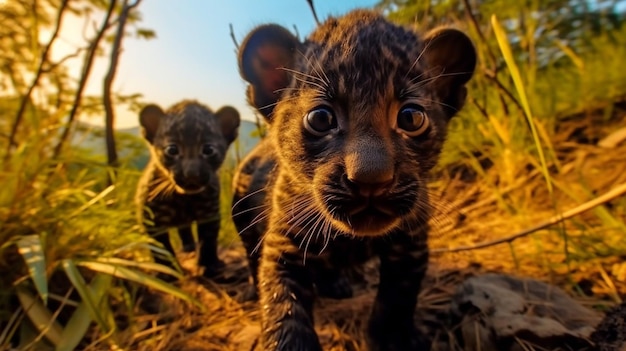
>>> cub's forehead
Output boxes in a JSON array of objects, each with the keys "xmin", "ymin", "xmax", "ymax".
[
  {"xmin": 307, "ymin": 10, "xmax": 421, "ymax": 59},
  {"xmin": 297, "ymin": 10, "xmax": 425, "ymax": 100},
  {"xmin": 157, "ymin": 108, "xmax": 220, "ymax": 139}
]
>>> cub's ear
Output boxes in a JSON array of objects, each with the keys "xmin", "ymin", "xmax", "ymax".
[
  {"xmin": 422, "ymin": 28, "xmax": 477, "ymax": 117},
  {"xmin": 238, "ymin": 24, "xmax": 299, "ymax": 121},
  {"xmin": 216, "ymin": 106, "xmax": 241, "ymax": 144},
  {"xmin": 139, "ymin": 104, "xmax": 165, "ymax": 143}
]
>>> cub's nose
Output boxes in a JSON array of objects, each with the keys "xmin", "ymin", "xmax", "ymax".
[
  {"xmin": 345, "ymin": 175, "xmax": 393, "ymax": 198},
  {"xmin": 344, "ymin": 153, "xmax": 394, "ymax": 198}
]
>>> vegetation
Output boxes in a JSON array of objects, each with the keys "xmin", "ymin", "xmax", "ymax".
[
  {"xmin": 0, "ymin": 0, "xmax": 625, "ymax": 350},
  {"xmin": 0, "ymin": 1, "xmax": 197, "ymax": 350}
]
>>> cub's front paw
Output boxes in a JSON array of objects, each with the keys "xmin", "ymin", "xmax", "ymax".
[
  {"xmin": 239, "ymin": 282, "xmax": 259, "ymax": 302},
  {"xmin": 315, "ymin": 274, "xmax": 353, "ymax": 299},
  {"xmin": 201, "ymin": 258, "xmax": 226, "ymax": 279},
  {"xmin": 367, "ymin": 333, "xmax": 431, "ymax": 351},
  {"xmin": 367, "ymin": 321, "xmax": 430, "ymax": 351},
  {"xmin": 263, "ymin": 321, "xmax": 322, "ymax": 351}
]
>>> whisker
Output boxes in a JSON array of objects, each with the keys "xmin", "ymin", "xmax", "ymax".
[
  {"xmin": 231, "ymin": 185, "xmax": 269, "ymax": 211},
  {"xmin": 400, "ymin": 66, "xmax": 442, "ymax": 98},
  {"xmin": 147, "ymin": 177, "xmax": 177, "ymax": 201},
  {"xmin": 403, "ymin": 39, "xmax": 436, "ymax": 81},
  {"xmin": 278, "ymin": 66, "xmax": 328, "ymax": 87},
  {"xmin": 238, "ymin": 207, "xmax": 272, "ymax": 239},
  {"xmin": 406, "ymin": 65, "xmax": 441, "ymax": 85},
  {"xmin": 416, "ymin": 97, "xmax": 458, "ymax": 111},
  {"xmin": 319, "ymin": 217, "xmax": 333, "ymax": 254},
  {"xmin": 296, "ymin": 50, "xmax": 331, "ymax": 91},
  {"xmin": 301, "ymin": 212, "xmax": 326, "ymax": 264},
  {"xmin": 250, "ymin": 215, "xmax": 272, "ymax": 255},
  {"xmin": 288, "ymin": 205, "xmax": 318, "ymax": 238},
  {"xmin": 290, "ymin": 74, "xmax": 328, "ymax": 93},
  {"xmin": 408, "ymin": 70, "xmax": 475, "ymax": 92},
  {"xmin": 273, "ymin": 87, "xmax": 328, "ymax": 100},
  {"xmin": 317, "ymin": 203, "xmax": 335, "ymax": 255},
  {"xmin": 256, "ymin": 95, "xmax": 301, "ymax": 114},
  {"xmin": 231, "ymin": 203, "xmax": 268, "ymax": 218},
  {"xmin": 269, "ymin": 196, "xmax": 317, "ymax": 242},
  {"xmin": 307, "ymin": 209, "xmax": 327, "ymax": 245}
]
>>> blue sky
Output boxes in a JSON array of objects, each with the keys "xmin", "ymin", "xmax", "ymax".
[{"xmin": 69, "ymin": 0, "xmax": 379, "ymax": 128}]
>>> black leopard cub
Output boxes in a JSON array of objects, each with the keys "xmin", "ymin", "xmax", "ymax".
[
  {"xmin": 231, "ymin": 9, "xmax": 476, "ymax": 351},
  {"xmin": 136, "ymin": 100, "xmax": 240, "ymax": 278}
]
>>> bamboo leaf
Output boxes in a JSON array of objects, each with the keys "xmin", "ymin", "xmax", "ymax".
[
  {"xmin": 55, "ymin": 274, "xmax": 113, "ymax": 351},
  {"xmin": 90, "ymin": 256, "xmax": 183, "ymax": 278},
  {"xmin": 17, "ymin": 234, "xmax": 48, "ymax": 304},
  {"xmin": 16, "ymin": 286, "xmax": 63, "ymax": 346},
  {"xmin": 61, "ymin": 260, "xmax": 112, "ymax": 334},
  {"xmin": 76, "ymin": 260, "xmax": 204, "ymax": 310}
]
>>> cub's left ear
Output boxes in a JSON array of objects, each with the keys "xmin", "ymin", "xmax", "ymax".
[
  {"xmin": 139, "ymin": 104, "xmax": 165, "ymax": 144},
  {"xmin": 215, "ymin": 106, "xmax": 241, "ymax": 144},
  {"xmin": 422, "ymin": 28, "xmax": 477, "ymax": 117},
  {"xmin": 238, "ymin": 24, "xmax": 300, "ymax": 121}
]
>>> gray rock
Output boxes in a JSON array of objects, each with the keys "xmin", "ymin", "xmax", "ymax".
[{"xmin": 449, "ymin": 273, "xmax": 602, "ymax": 351}]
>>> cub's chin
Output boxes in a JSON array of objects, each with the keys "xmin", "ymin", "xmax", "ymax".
[
  {"xmin": 328, "ymin": 208, "xmax": 402, "ymax": 237},
  {"xmin": 174, "ymin": 184, "xmax": 206, "ymax": 195}
]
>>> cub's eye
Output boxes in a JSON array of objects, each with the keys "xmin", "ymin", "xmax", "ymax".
[
  {"xmin": 201, "ymin": 144, "xmax": 216, "ymax": 157},
  {"xmin": 397, "ymin": 104, "xmax": 429, "ymax": 136},
  {"xmin": 163, "ymin": 144, "xmax": 179, "ymax": 156},
  {"xmin": 303, "ymin": 106, "xmax": 337, "ymax": 136}
]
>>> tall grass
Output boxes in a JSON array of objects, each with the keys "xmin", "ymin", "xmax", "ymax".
[
  {"xmin": 0, "ymin": 129, "xmax": 199, "ymax": 350},
  {"xmin": 416, "ymin": 2, "xmax": 626, "ymax": 282}
]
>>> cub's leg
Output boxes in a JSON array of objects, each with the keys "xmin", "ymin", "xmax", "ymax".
[
  {"xmin": 368, "ymin": 230, "xmax": 431, "ymax": 351},
  {"xmin": 177, "ymin": 226, "xmax": 195, "ymax": 252},
  {"xmin": 258, "ymin": 232, "xmax": 321, "ymax": 351},
  {"xmin": 309, "ymin": 261, "xmax": 353, "ymax": 299},
  {"xmin": 231, "ymin": 151, "xmax": 271, "ymax": 300},
  {"xmin": 238, "ymin": 223, "xmax": 262, "ymax": 299},
  {"xmin": 197, "ymin": 219, "xmax": 225, "ymax": 278}
]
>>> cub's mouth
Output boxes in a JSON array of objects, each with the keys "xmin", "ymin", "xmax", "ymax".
[
  {"xmin": 346, "ymin": 204, "xmax": 400, "ymax": 236},
  {"xmin": 321, "ymin": 190, "xmax": 410, "ymax": 237},
  {"xmin": 174, "ymin": 184, "xmax": 206, "ymax": 195},
  {"xmin": 171, "ymin": 174, "xmax": 208, "ymax": 195}
]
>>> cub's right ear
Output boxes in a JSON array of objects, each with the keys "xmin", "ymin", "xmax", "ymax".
[
  {"xmin": 238, "ymin": 24, "xmax": 299, "ymax": 121},
  {"xmin": 139, "ymin": 104, "xmax": 165, "ymax": 143},
  {"xmin": 215, "ymin": 105, "xmax": 241, "ymax": 145}
]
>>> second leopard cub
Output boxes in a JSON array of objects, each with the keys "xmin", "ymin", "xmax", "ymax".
[
  {"xmin": 232, "ymin": 9, "xmax": 476, "ymax": 351},
  {"xmin": 136, "ymin": 100, "xmax": 240, "ymax": 278}
]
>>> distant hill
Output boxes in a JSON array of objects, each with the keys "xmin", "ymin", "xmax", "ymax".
[{"xmin": 71, "ymin": 119, "xmax": 263, "ymax": 170}]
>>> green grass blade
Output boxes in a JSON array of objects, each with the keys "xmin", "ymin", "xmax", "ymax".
[
  {"xmin": 491, "ymin": 14, "xmax": 553, "ymax": 195},
  {"xmin": 67, "ymin": 185, "xmax": 115, "ymax": 218},
  {"xmin": 16, "ymin": 234, "xmax": 48, "ymax": 304},
  {"xmin": 15, "ymin": 285, "xmax": 63, "ymax": 346},
  {"xmin": 89, "ymin": 256, "xmax": 183, "ymax": 278},
  {"xmin": 76, "ymin": 260, "xmax": 204, "ymax": 310},
  {"xmin": 61, "ymin": 260, "xmax": 112, "ymax": 334},
  {"xmin": 55, "ymin": 273, "xmax": 112, "ymax": 351}
]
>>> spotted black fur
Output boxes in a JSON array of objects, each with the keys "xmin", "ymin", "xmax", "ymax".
[
  {"xmin": 136, "ymin": 100, "xmax": 240, "ymax": 278},
  {"xmin": 232, "ymin": 9, "xmax": 476, "ymax": 350}
]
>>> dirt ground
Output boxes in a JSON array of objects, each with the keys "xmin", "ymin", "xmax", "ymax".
[{"xmin": 132, "ymin": 102, "xmax": 626, "ymax": 351}]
